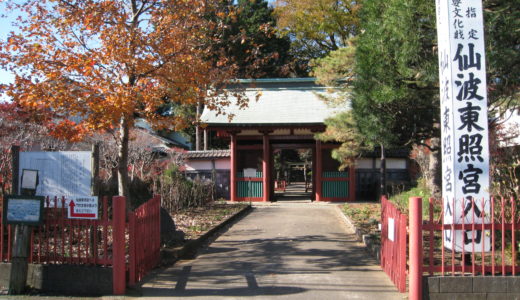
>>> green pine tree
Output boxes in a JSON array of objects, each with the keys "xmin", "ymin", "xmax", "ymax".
[{"xmin": 209, "ymin": 0, "xmax": 295, "ymax": 78}]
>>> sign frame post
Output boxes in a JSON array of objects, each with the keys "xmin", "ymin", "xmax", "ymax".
[{"xmin": 4, "ymin": 194, "xmax": 45, "ymax": 295}]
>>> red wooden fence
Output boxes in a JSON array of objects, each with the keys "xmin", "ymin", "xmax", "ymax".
[
  {"xmin": 422, "ymin": 196, "xmax": 520, "ymax": 276},
  {"xmin": 128, "ymin": 195, "xmax": 161, "ymax": 286},
  {"xmin": 1, "ymin": 195, "xmax": 161, "ymax": 294},
  {"xmin": 1, "ymin": 196, "xmax": 116, "ymax": 266},
  {"xmin": 0, "ymin": 201, "xmax": 12, "ymax": 262},
  {"xmin": 380, "ymin": 196, "xmax": 520, "ymax": 298},
  {"xmin": 42, "ymin": 196, "xmax": 112, "ymax": 265},
  {"xmin": 380, "ymin": 196, "xmax": 408, "ymax": 293}
]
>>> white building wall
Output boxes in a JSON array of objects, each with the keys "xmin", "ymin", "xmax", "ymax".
[
  {"xmin": 184, "ymin": 160, "xmax": 212, "ymax": 171},
  {"xmin": 356, "ymin": 158, "xmax": 373, "ymax": 169},
  {"xmin": 215, "ymin": 159, "xmax": 230, "ymax": 169},
  {"xmin": 355, "ymin": 158, "xmax": 407, "ymax": 169},
  {"xmin": 185, "ymin": 158, "xmax": 230, "ymax": 171},
  {"xmin": 376, "ymin": 158, "xmax": 407, "ymax": 169}
]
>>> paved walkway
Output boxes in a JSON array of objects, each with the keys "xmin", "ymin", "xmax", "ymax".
[{"xmin": 139, "ymin": 203, "xmax": 405, "ymax": 299}]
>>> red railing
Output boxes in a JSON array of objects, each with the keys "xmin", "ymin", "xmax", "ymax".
[
  {"xmin": 380, "ymin": 196, "xmax": 520, "ymax": 299},
  {"xmin": 128, "ymin": 195, "xmax": 161, "ymax": 286},
  {"xmin": 1, "ymin": 195, "xmax": 161, "ymax": 294},
  {"xmin": 0, "ymin": 201, "xmax": 12, "ymax": 262},
  {"xmin": 380, "ymin": 196, "xmax": 408, "ymax": 293},
  {"xmin": 35, "ymin": 196, "xmax": 114, "ymax": 265},
  {"xmin": 1, "ymin": 196, "xmax": 112, "ymax": 265},
  {"xmin": 422, "ymin": 197, "xmax": 520, "ymax": 276},
  {"xmin": 274, "ymin": 180, "xmax": 286, "ymax": 192}
]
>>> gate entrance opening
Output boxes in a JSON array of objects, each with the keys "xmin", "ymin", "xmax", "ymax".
[{"xmin": 273, "ymin": 148, "xmax": 313, "ymax": 201}]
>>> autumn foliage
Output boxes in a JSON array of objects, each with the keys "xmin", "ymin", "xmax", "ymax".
[
  {"xmin": 1, "ymin": 0, "xmax": 238, "ymax": 130},
  {"xmin": 0, "ymin": 0, "xmax": 244, "ymax": 202},
  {"xmin": 0, "ymin": 102, "xmax": 54, "ymax": 197}
]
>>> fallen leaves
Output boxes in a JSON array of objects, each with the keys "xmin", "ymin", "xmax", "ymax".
[{"xmin": 171, "ymin": 202, "xmax": 247, "ymax": 241}]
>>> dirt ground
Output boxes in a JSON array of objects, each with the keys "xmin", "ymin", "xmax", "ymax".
[{"xmin": 171, "ymin": 202, "xmax": 248, "ymax": 240}]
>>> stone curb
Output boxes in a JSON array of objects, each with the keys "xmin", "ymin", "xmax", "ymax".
[
  {"xmin": 335, "ymin": 205, "xmax": 381, "ymax": 264},
  {"xmin": 160, "ymin": 204, "xmax": 253, "ymax": 264}
]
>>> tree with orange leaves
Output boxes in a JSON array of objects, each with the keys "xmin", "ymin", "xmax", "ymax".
[{"xmin": 0, "ymin": 0, "xmax": 245, "ymax": 205}]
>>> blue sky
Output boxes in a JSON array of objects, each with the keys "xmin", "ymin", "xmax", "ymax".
[
  {"xmin": 0, "ymin": 2, "xmax": 17, "ymax": 87},
  {"xmin": 0, "ymin": 1, "xmax": 19, "ymax": 101}
]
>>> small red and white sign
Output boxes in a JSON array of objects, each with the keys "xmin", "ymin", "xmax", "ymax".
[{"xmin": 68, "ymin": 196, "xmax": 98, "ymax": 219}]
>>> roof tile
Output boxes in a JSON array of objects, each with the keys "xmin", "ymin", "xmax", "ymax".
[{"xmin": 186, "ymin": 150, "xmax": 230, "ymax": 159}]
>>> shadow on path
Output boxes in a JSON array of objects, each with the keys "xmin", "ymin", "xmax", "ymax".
[{"xmin": 140, "ymin": 206, "xmax": 401, "ymax": 299}]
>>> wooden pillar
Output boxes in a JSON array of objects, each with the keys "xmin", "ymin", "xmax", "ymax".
[
  {"xmin": 8, "ymin": 145, "xmax": 29, "ymax": 295},
  {"xmin": 230, "ymin": 133, "xmax": 237, "ymax": 202},
  {"xmin": 9, "ymin": 224, "xmax": 30, "ymax": 294},
  {"xmin": 195, "ymin": 103, "xmax": 202, "ymax": 151},
  {"xmin": 11, "ymin": 145, "xmax": 20, "ymax": 194},
  {"xmin": 262, "ymin": 133, "xmax": 270, "ymax": 202},
  {"xmin": 349, "ymin": 166, "xmax": 356, "ymax": 201},
  {"xmin": 270, "ymin": 148, "xmax": 275, "ymax": 201},
  {"xmin": 203, "ymin": 128, "xmax": 208, "ymax": 151},
  {"xmin": 315, "ymin": 140, "xmax": 322, "ymax": 201},
  {"xmin": 311, "ymin": 148, "xmax": 316, "ymax": 200},
  {"xmin": 91, "ymin": 144, "xmax": 100, "ymax": 196}
]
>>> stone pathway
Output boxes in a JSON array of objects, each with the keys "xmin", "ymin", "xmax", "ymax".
[{"xmin": 138, "ymin": 203, "xmax": 406, "ymax": 299}]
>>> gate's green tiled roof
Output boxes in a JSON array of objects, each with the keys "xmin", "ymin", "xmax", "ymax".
[
  {"xmin": 201, "ymin": 78, "xmax": 346, "ymax": 127},
  {"xmin": 185, "ymin": 150, "xmax": 230, "ymax": 159}
]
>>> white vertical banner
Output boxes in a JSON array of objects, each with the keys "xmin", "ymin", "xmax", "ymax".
[{"xmin": 435, "ymin": 0, "xmax": 491, "ymax": 252}]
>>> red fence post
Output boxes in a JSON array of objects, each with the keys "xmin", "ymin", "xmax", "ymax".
[
  {"xmin": 0, "ymin": 208, "xmax": 4, "ymax": 261},
  {"xmin": 112, "ymin": 196, "xmax": 126, "ymax": 295},
  {"xmin": 262, "ymin": 133, "xmax": 270, "ymax": 202},
  {"xmin": 398, "ymin": 213, "xmax": 407, "ymax": 292},
  {"xmin": 128, "ymin": 211, "xmax": 136, "ymax": 287},
  {"xmin": 409, "ymin": 197, "xmax": 422, "ymax": 300},
  {"xmin": 348, "ymin": 166, "xmax": 356, "ymax": 202},
  {"xmin": 154, "ymin": 195, "xmax": 161, "ymax": 267},
  {"xmin": 315, "ymin": 140, "xmax": 322, "ymax": 201},
  {"xmin": 230, "ymin": 133, "xmax": 237, "ymax": 201},
  {"xmin": 380, "ymin": 196, "xmax": 387, "ymax": 271}
]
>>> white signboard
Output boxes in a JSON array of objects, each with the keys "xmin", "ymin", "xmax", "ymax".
[
  {"xmin": 243, "ymin": 168, "xmax": 257, "ymax": 178},
  {"xmin": 6, "ymin": 198, "xmax": 42, "ymax": 223},
  {"xmin": 19, "ymin": 151, "xmax": 92, "ymax": 199},
  {"xmin": 67, "ymin": 196, "xmax": 98, "ymax": 219},
  {"xmin": 388, "ymin": 217, "xmax": 395, "ymax": 242},
  {"xmin": 436, "ymin": 0, "xmax": 490, "ymax": 252},
  {"xmin": 21, "ymin": 169, "xmax": 39, "ymax": 189}
]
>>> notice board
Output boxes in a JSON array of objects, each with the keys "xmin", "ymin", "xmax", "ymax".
[{"xmin": 18, "ymin": 151, "xmax": 92, "ymax": 199}]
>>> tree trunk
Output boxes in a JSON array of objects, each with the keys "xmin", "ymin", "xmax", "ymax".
[
  {"xmin": 380, "ymin": 143, "xmax": 387, "ymax": 199},
  {"xmin": 117, "ymin": 116, "xmax": 131, "ymax": 208},
  {"xmin": 195, "ymin": 102, "xmax": 201, "ymax": 151},
  {"xmin": 203, "ymin": 128, "xmax": 208, "ymax": 151},
  {"xmin": 428, "ymin": 137, "xmax": 442, "ymax": 199},
  {"xmin": 303, "ymin": 163, "xmax": 307, "ymax": 183}
]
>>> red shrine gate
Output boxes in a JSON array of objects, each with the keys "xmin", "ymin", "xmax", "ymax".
[
  {"xmin": 211, "ymin": 129, "xmax": 355, "ymax": 202},
  {"xmin": 201, "ymin": 78, "xmax": 356, "ymax": 202}
]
